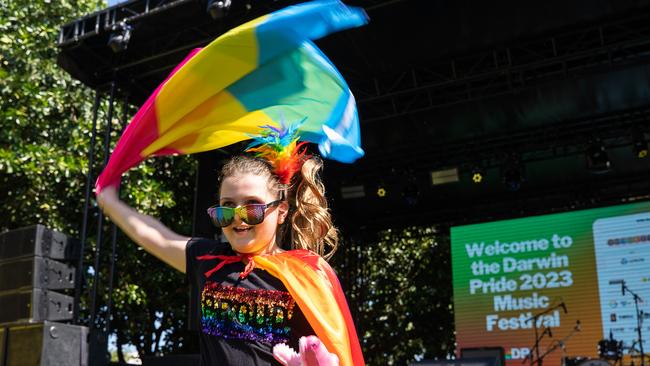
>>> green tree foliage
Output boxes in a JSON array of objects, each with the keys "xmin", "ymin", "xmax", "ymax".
[
  {"xmin": 0, "ymin": 0, "xmax": 101, "ymax": 231},
  {"xmin": 98, "ymin": 155, "xmax": 197, "ymax": 361},
  {"xmin": 0, "ymin": 0, "xmax": 197, "ymax": 362},
  {"xmin": 335, "ymin": 226, "xmax": 455, "ymax": 366}
]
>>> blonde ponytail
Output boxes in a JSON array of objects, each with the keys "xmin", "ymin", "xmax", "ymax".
[{"xmin": 288, "ymin": 156, "xmax": 339, "ymax": 260}]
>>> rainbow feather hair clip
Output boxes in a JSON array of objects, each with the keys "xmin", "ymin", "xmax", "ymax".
[{"xmin": 246, "ymin": 120, "xmax": 309, "ymax": 185}]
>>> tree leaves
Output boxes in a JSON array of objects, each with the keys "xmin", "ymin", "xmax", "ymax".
[
  {"xmin": 335, "ymin": 226, "xmax": 455, "ymax": 365},
  {"xmin": 1, "ymin": 0, "xmax": 198, "ymax": 361}
]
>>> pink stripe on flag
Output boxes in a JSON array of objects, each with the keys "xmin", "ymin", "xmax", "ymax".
[{"xmin": 95, "ymin": 48, "xmax": 202, "ymax": 193}]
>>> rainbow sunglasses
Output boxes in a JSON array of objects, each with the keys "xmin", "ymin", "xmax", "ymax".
[{"xmin": 206, "ymin": 200, "xmax": 283, "ymax": 227}]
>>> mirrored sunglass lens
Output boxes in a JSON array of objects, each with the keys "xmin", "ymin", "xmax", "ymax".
[
  {"xmin": 215, "ymin": 207, "xmax": 234, "ymax": 227},
  {"xmin": 207, "ymin": 208, "xmax": 219, "ymax": 226},
  {"xmin": 242, "ymin": 204, "xmax": 265, "ymax": 225},
  {"xmin": 235, "ymin": 206, "xmax": 248, "ymax": 224}
]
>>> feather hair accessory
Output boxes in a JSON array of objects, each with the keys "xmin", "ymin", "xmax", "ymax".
[{"xmin": 246, "ymin": 119, "xmax": 309, "ymax": 185}]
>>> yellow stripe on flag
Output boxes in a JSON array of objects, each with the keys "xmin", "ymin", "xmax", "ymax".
[
  {"xmin": 142, "ymin": 90, "xmax": 274, "ymax": 156},
  {"xmin": 155, "ymin": 15, "xmax": 268, "ymax": 133},
  {"xmin": 170, "ymin": 110, "xmax": 274, "ymax": 154}
]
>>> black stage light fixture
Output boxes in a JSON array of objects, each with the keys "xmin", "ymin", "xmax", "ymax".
[
  {"xmin": 401, "ymin": 170, "xmax": 419, "ymax": 206},
  {"xmin": 470, "ymin": 165, "xmax": 485, "ymax": 184},
  {"xmin": 340, "ymin": 184, "xmax": 365, "ymax": 199},
  {"xmin": 207, "ymin": 0, "xmax": 232, "ymax": 20},
  {"xmin": 501, "ymin": 157, "xmax": 523, "ymax": 191},
  {"xmin": 634, "ymin": 140, "xmax": 648, "ymax": 159},
  {"xmin": 402, "ymin": 181, "xmax": 419, "ymax": 206},
  {"xmin": 585, "ymin": 140, "xmax": 611, "ymax": 173},
  {"xmin": 632, "ymin": 130, "xmax": 648, "ymax": 159},
  {"xmin": 107, "ymin": 22, "xmax": 132, "ymax": 53}
]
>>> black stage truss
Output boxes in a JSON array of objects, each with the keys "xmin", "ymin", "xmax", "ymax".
[{"xmin": 355, "ymin": 11, "xmax": 650, "ymax": 122}]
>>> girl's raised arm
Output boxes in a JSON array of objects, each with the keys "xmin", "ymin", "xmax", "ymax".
[{"xmin": 96, "ymin": 186, "xmax": 190, "ymax": 273}]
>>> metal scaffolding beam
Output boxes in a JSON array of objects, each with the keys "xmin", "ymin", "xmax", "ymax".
[{"xmin": 354, "ymin": 10, "xmax": 650, "ymax": 122}]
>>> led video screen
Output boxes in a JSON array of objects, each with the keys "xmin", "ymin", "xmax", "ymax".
[{"xmin": 451, "ymin": 201, "xmax": 650, "ymax": 366}]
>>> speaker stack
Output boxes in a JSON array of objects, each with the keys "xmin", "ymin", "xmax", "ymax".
[
  {"xmin": 0, "ymin": 224, "xmax": 88, "ymax": 366},
  {"xmin": 410, "ymin": 348, "xmax": 505, "ymax": 366}
]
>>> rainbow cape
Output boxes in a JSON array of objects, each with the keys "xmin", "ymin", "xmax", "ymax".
[
  {"xmin": 95, "ymin": 0, "xmax": 368, "ymax": 192},
  {"xmin": 254, "ymin": 250, "xmax": 365, "ymax": 366}
]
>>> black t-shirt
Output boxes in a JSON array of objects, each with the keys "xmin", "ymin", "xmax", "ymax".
[{"xmin": 186, "ymin": 237, "xmax": 314, "ymax": 366}]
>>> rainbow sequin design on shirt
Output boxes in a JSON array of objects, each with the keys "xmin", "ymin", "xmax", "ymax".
[{"xmin": 201, "ymin": 281, "xmax": 296, "ymax": 343}]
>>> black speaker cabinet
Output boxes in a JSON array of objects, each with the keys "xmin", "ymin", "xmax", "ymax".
[
  {"xmin": 0, "ymin": 225, "xmax": 79, "ymax": 262},
  {"xmin": 410, "ymin": 360, "xmax": 496, "ymax": 366},
  {"xmin": 0, "ymin": 256, "xmax": 75, "ymax": 292},
  {"xmin": 461, "ymin": 347, "xmax": 506, "ymax": 366},
  {"xmin": 0, "ymin": 289, "xmax": 73, "ymax": 324},
  {"xmin": 0, "ymin": 321, "xmax": 88, "ymax": 366}
]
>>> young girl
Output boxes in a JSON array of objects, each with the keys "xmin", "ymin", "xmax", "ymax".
[{"xmin": 97, "ymin": 141, "xmax": 364, "ymax": 365}]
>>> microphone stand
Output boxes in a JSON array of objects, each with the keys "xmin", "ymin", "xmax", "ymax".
[
  {"xmin": 539, "ymin": 339, "xmax": 563, "ymax": 365},
  {"xmin": 622, "ymin": 281, "xmax": 646, "ymax": 366},
  {"xmin": 523, "ymin": 303, "xmax": 566, "ymax": 366},
  {"xmin": 547, "ymin": 321, "xmax": 581, "ymax": 366},
  {"xmin": 531, "ymin": 327, "xmax": 559, "ymax": 366}
]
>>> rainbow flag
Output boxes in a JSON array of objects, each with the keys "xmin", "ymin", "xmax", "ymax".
[{"xmin": 95, "ymin": 0, "xmax": 368, "ymax": 192}]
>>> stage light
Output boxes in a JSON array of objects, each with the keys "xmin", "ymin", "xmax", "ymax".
[
  {"xmin": 471, "ymin": 166, "xmax": 485, "ymax": 184},
  {"xmin": 501, "ymin": 157, "xmax": 523, "ymax": 191},
  {"xmin": 585, "ymin": 140, "xmax": 611, "ymax": 173},
  {"xmin": 430, "ymin": 167, "xmax": 459, "ymax": 185},
  {"xmin": 207, "ymin": 0, "xmax": 232, "ymax": 19},
  {"xmin": 376, "ymin": 186, "xmax": 387, "ymax": 198},
  {"xmin": 634, "ymin": 140, "xmax": 648, "ymax": 158},
  {"xmin": 340, "ymin": 185, "xmax": 365, "ymax": 199},
  {"xmin": 402, "ymin": 182, "xmax": 419, "ymax": 206},
  {"xmin": 107, "ymin": 22, "xmax": 132, "ymax": 53},
  {"xmin": 632, "ymin": 131, "xmax": 648, "ymax": 159}
]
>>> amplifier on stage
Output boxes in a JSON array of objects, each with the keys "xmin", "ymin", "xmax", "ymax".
[
  {"xmin": 0, "ymin": 321, "xmax": 88, "ymax": 366},
  {"xmin": 0, "ymin": 224, "xmax": 80, "ymax": 262}
]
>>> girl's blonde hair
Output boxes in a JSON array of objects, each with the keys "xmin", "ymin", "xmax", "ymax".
[{"xmin": 218, "ymin": 155, "xmax": 339, "ymax": 259}]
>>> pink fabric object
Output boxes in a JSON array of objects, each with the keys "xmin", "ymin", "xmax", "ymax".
[{"xmin": 273, "ymin": 336, "xmax": 339, "ymax": 366}]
